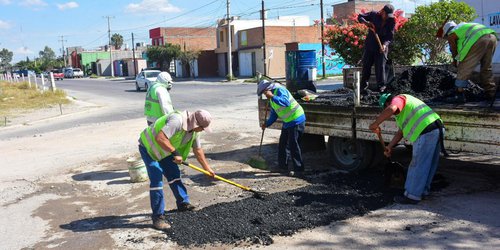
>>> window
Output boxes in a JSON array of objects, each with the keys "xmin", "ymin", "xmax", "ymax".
[
  {"xmin": 241, "ymin": 31, "xmax": 247, "ymax": 46},
  {"xmin": 219, "ymin": 31, "xmax": 224, "ymax": 43}
]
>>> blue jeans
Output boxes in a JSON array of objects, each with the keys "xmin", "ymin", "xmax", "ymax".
[
  {"xmin": 139, "ymin": 145, "xmax": 189, "ymax": 218},
  {"xmin": 278, "ymin": 122, "xmax": 305, "ymax": 171},
  {"xmin": 404, "ymin": 129, "xmax": 443, "ymax": 200}
]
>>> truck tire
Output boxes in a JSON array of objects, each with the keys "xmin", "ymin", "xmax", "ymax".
[{"xmin": 327, "ymin": 136, "xmax": 374, "ymax": 172}]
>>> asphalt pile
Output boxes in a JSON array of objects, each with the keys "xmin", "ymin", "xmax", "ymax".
[
  {"xmin": 386, "ymin": 66, "xmax": 484, "ymax": 103},
  {"xmin": 164, "ymin": 170, "xmax": 396, "ymax": 246},
  {"xmin": 310, "ymin": 66, "xmax": 485, "ymax": 106}
]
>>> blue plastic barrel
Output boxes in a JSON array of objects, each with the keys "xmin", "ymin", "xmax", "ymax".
[{"xmin": 285, "ymin": 50, "xmax": 317, "ymax": 93}]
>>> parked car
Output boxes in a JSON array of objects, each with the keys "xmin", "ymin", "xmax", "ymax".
[
  {"xmin": 72, "ymin": 68, "xmax": 84, "ymax": 78},
  {"xmin": 135, "ymin": 69, "xmax": 161, "ymax": 91},
  {"xmin": 51, "ymin": 69, "xmax": 64, "ymax": 80},
  {"xmin": 64, "ymin": 68, "xmax": 73, "ymax": 78}
]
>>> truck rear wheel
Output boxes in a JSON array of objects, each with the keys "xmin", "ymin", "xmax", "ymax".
[{"xmin": 327, "ymin": 136, "xmax": 374, "ymax": 172}]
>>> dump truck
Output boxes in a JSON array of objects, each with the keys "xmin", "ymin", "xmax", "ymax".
[{"xmin": 258, "ymin": 66, "xmax": 500, "ymax": 172}]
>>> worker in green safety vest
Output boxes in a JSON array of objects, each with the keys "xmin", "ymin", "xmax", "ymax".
[
  {"xmin": 257, "ymin": 80, "xmax": 306, "ymax": 177},
  {"xmin": 138, "ymin": 110, "xmax": 215, "ymax": 231},
  {"xmin": 370, "ymin": 93, "xmax": 446, "ymax": 205},
  {"xmin": 438, "ymin": 21, "xmax": 498, "ymax": 104},
  {"xmin": 145, "ymin": 72, "xmax": 174, "ymax": 125}
]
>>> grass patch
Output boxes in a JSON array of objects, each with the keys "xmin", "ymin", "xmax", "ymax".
[{"xmin": 0, "ymin": 81, "xmax": 70, "ymax": 116}]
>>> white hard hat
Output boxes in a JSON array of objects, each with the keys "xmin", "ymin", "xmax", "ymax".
[
  {"xmin": 156, "ymin": 72, "xmax": 173, "ymax": 90},
  {"xmin": 443, "ymin": 21, "xmax": 457, "ymax": 37}
]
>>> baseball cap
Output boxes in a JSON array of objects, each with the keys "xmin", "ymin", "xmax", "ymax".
[
  {"xmin": 257, "ymin": 80, "xmax": 276, "ymax": 96},
  {"xmin": 383, "ymin": 4, "xmax": 394, "ymax": 18},
  {"xmin": 379, "ymin": 93, "xmax": 392, "ymax": 108},
  {"xmin": 183, "ymin": 110, "xmax": 212, "ymax": 132}
]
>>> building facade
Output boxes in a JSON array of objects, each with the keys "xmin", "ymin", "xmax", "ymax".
[
  {"xmin": 237, "ymin": 25, "xmax": 322, "ymax": 78},
  {"xmin": 215, "ymin": 16, "xmax": 310, "ymax": 77}
]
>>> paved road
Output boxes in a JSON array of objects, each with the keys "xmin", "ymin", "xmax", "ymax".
[{"xmin": 0, "ymin": 78, "xmax": 259, "ymax": 140}]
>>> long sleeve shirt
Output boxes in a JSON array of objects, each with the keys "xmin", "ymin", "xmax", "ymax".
[
  {"xmin": 146, "ymin": 85, "xmax": 174, "ymax": 124},
  {"xmin": 358, "ymin": 11, "xmax": 395, "ymax": 51},
  {"xmin": 265, "ymin": 87, "xmax": 306, "ymax": 129}
]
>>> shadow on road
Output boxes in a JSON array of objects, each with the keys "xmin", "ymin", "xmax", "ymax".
[
  {"xmin": 60, "ymin": 213, "xmax": 151, "ymax": 232},
  {"xmin": 72, "ymin": 170, "xmax": 129, "ymax": 182},
  {"xmin": 124, "ymin": 89, "xmax": 145, "ymax": 93}
]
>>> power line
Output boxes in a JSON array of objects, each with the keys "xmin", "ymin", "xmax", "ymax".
[{"xmin": 113, "ymin": 0, "xmax": 222, "ymax": 32}]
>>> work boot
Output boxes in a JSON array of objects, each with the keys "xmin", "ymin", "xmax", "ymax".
[
  {"xmin": 446, "ymin": 92, "xmax": 465, "ymax": 104},
  {"xmin": 393, "ymin": 195, "xmax": 419, "ymax": 205},
  {"xmin": 288, "ymin": 171, "xmax": 305, "ymax": 178},
  {"xmin": 484, "ymin": 91, "xmax": 497, "ymax": 107},
  {"xmin": 152, "ymin": 215, "xmax": 171, "ymax": 231},
  {"xmin": 177, "ymin": 202, "xmax": 196, "ymax": 212}
]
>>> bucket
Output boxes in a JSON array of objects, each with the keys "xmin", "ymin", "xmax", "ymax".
[{"xmin": 127, "ymin": 158, "xmax": 149, "ymax": 183}]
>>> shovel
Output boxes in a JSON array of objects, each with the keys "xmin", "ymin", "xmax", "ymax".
[
  {"xmin": 181, "ymin": 161, "xmax": 269, "ymax": 199},
  {"xmin": 375, "ymin": 129, "xmax": 406, "ymax": 187},
  {"xmin": 248, "ymin": 100, "xmax": 269, "ymax": 169},
  {"xmin": 369, "ymin": 27, "xmax": 395, "ymax": 87}
]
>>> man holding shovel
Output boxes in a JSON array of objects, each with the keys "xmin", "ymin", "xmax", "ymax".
[
  {"xmin": 358, "ymin": 4, "xmax": 396, "ymax": 93},
  {"xmin": 257, "ymin": 80, "xmax": 306, "ymax": 177},
  {"xmin": 138, "ymin": 110, "xmax": 215, "ymax": 230},
  {"xmin": 369, "ymin": 93, "xmax": 445, "ymax": 205}
]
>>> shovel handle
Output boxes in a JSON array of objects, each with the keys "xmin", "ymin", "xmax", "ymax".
[
  {"xmin": 375, "ymin": 129, "xmax": 386, "ymax": 149},
  {"xmin": 258, "ymin": 101, "xmax": 269, "ymax": 156},
  {"xmin": 182, "ymin": 162, "xmax": 252, "ymax": 191}
]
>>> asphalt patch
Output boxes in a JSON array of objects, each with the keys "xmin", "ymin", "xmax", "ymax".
[
  {"xmin": 163, "ymin": 170, "xmax": 397, "ymax": 246},
  {"xmin": 310, "ymin": 66, "xmax": 486, "ymax": 106}
]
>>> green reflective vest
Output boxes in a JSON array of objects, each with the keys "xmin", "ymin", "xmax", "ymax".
[
  {"xmin": 450, "ymin": 23, "xmax": 497, "ymax": 62},
  {"xmin": 144, "ymin": 82, "xmax": 173, "ymax": 119},
  {"xmin": 139, "ymin": 111, "xmax": 198, "ymax": 161},
  {"xmin": 395, "ymin": 95, "xmax": 442, "ymax": 142},
  {"xmin": 270, "ymin": 87, "xmax": 305, "ymax": 123}
]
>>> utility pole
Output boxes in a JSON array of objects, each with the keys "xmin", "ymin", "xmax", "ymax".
[
  {"xmin": 104, "ymin": 16, "xmax": 115, "ymax": 77},
  {"xmin": 261, "ymin": 0, "xmax": 267, "ymax": 76},
  {"xmin": 320, "ymin": 0, "xmax": 326, "ymax": 78},
  {"xmin": 226, "ymin": 0, "xmax": 233, "ymax": 79},
  {"xmin": 58, "ymin": 35, "xmax": 67, "ymax": 67},
  {"xmin": 132, "ymin": 32, "xmax": 137, "ymax": 76}
]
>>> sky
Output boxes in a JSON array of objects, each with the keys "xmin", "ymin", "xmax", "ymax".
[{"xmin": 0, "ymin": 0, "xmax": 437, "ymax": 63}]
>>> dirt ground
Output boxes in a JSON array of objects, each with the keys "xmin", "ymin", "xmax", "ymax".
[{"xmin": 0, "ymin": 85, "xmax": 499, "ymax": 249}]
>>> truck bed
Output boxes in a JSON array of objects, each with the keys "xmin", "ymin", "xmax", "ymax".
[{"xmin": 259, "ymin": 97, "xmax": 500, "ymax": 155}]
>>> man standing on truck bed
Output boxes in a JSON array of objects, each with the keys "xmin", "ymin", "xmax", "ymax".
[
  {"xmin": 438, "ymin": 21, "xmax": 498, "ymax": 104},
  {"xmin": 358, "ymin": 4, "xmax": 396, "ymax": 93},
  {"xmin": 369, "ymin": 93, "xmax": 445, "ymax": 205},
  {"xmin": 257, "ymin": 80, "xmax": 306, "ymax": 177}
]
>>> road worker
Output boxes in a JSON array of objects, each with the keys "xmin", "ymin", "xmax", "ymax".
[
  {"xmin": 369, "ymin": 93, "xmax": 446, "ymax": 204},
  {"xmin": 257, "ymin": 80, "xmax": 306, "ymax": 177},
  {"xmin": 145, "ymin": 72, "xmax": 174, "ymax": 125},
  {"xmin": 438, "ymin": 21, "xmax": 498, "ymax": 104},
  {"xmin": 138, "ymin": 109, "xmax": 215, "ymax": 230},
  {"xmin": 358, "ymin": 4, "xmax": 396, "ymax": 93}
]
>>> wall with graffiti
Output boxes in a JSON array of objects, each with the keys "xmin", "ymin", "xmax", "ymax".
[{"xmin": 298, "ymin": 43, "xmax": 347, "ymax": 75}]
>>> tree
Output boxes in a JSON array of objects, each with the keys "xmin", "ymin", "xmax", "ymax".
[
  {"xmin": 39, "ymin": 46, "xmax": 56, "ymax": 63},
  {"xmin": 402, "ymin": 0, "xmax": 476, "ymax": 64},
  {"xmin": 37, "ymin": 46, "xmax": 64, "ymax": 71},
  {"xmin": 146, "ymin": 43, "xmax": 181, "ymax": 72},
  {"xmin": 111, "ymin": 33, "xmax": 124, "ymax": 50},
  {"xmin": 178, "ymin": 49, "xmax": 200, "ymax": 78},
  {"xmin": 0, "ymin": 48, "xmax": 13, "ymax": 71}
]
